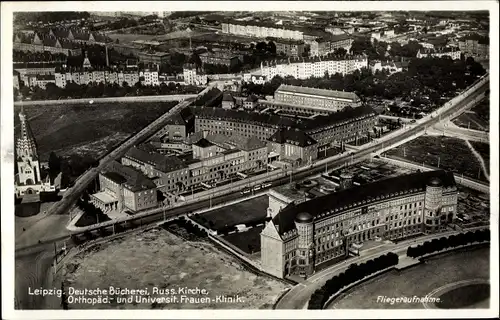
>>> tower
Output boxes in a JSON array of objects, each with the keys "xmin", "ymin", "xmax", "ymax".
[
  {"xmin": 424, "ymin": 177, "xmax": 443, "ymax": 234},
  {"xmin": 83, "ymin": 51, "xmax": 92, "ymax": 69},
  {"xmin": 294, "ymin": 212, "xmax": 315, "ymax": 277},
  {"xmin": 16, "ymin": 107, "xmax": 42, "ymax": 194},
  {"xmin": 339, "ymin": 171, "xmax": 354, "ymax": 190}
]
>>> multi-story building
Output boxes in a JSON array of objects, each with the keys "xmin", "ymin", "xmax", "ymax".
[
  {"xmin": 416, "ymin": 47, "xmax": 461, "ymax": 60},
  {"xmin": 28, "ymin": 74, "xmax": 56, "ymax": 89},
  {"xmin": 14, "ymin": 62, "xmax": 59, "ymax": 86},
  {"xmin": 261, "ymin": 170, "xmax": 458, "ymax": 278},
  {"xmin": 222, "ymin": 92, "xmax": 236, "ymax": 109},
  {"xmin": 139, "ymin": 68, "xmax": 160, "ymax": 86},
  {"xmin": 458, "ymin": 34, "xmax": 489, "ymax": 60},
  {"xmin": 267, "ymin": 127, "xmax": 318, "ymax": 166},
  {"xmin": 13, "ymin": 32, "xmax": 82, "ymax": 55},
  {"xmin": 270, "ymin": 84, "xmax": 361, "ymax": 115},
  {"xmin": 138, "ymin": 51, "xmax": 170, "ymax": 65},
  {"xmin": 13, "ymin": 71, "xmax": 20, "ymax": 89},
  {"xmin": 260, "ymin": 54, "xmax": 368, "ymax": 80},
  {"xmin": 243, "ymin": 73, "xmax": 268, "ymax": 85},
  {"xmin": 199, "ymin": 50, "xmax": 242, "ymax": 67},
  {"xmin": 151, "ymin": 107, "xmax": 195, "ymax": 143},
  {"xmin": 267, "ymin": 37, "xmax": 305, "ymax": 57},
  {"xmin": 309, "ymin": 34, "xmax": 354, "ymax": 57},
  {"xmin": 122, "ymin": 134, "xmax": 268, "ymax": 195},
  {"xmin": 54, "ymin": 67, "xmax": 145, "ymax": 87},
  {"xmin": 194, "ymin": 104, "xmax": 377, "ymax": 151},
  {"xmin": 183, "ymin": 64, "xmax": 208, "ymax": 86},
  {"xmin": 243, "ymin": 95, "xmax": 259, "ymax": 110},
  {"xmin": 222, "ymin": 20, "xmax": 304, "ymax": 41},
  {"xmin": 91, "ymin": 161, "xmax": 158, "ymax": 213}
]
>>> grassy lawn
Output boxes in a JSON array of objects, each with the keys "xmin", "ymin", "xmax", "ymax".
[
  {"xmin": 59, "ymin": 228, "xmax": 289, "ymax": 309},
  {"xmin": 75, "ymin": 211, "xmax": 111, "ymax": 227},
  {"xmin": 385, "ymin": 136, "xmax": 487, "ymax": 182},
  {"xmin": 15, "ymin": 202, "xmax": 41, "ymax": 217},
  {"xmin": 453, "ymin": 112, "xmax": 488, "ymax": 131},
  {"xmin": 329, "ymin": 246, "xmax": 490, "ymax": 309},
  {"xmin": 193, "ymin": 195, "xmax": 269, "ymax": 231},
  {"xmin": 223, "ymin": 225, "xmax": 265, "ymax": 254},
  {"xmin": 14, "ymin": 101, "xmax": 177, "ymax": 161}
]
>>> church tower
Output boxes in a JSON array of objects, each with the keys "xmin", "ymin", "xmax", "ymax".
[
  {"xmin": 83, "ymin": 51, "xmax": 92, "ymax": 69},
  {"xmin": 16, "ymin": 107, "xmax": 42, "ymax": 187}
]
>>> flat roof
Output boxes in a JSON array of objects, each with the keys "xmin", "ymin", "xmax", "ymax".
[{"xmin": 91, "ymin": 191, "xmax": 117, "ymax": 204}]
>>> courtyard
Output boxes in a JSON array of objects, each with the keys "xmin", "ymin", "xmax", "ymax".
[
  {"xmin": 328, "ymin": 246, "xmax": 490, "ymax": 309},
  {"xmin": 57, "ymin": 228, "xmax": 290, "ymax": 309}
]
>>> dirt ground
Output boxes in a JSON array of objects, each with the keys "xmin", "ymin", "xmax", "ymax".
[{"xmin": 58, "ymin": 228, "xmax": 289, "ymax": 309}]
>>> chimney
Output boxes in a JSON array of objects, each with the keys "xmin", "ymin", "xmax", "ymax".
[{"xmin": 105, "ymin": 45, "xmax": 109, "ymax": 67}]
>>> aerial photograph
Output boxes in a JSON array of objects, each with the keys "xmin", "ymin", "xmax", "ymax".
[{"xmin": 3, "ymin": 3, "xmax": 497, "ymax": 318}]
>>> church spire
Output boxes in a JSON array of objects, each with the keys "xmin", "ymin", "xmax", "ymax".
[
  {"xmin": 17, "ymin": 108, "xmax": 38, "ymax": 160},
  {"xmin": 83, "ymin": 50, "xmax": 92, "ymax": 69}
]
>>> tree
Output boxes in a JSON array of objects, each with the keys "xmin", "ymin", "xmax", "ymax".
[{"xmin": 333, "ymin": 47, "xmax": 347, "ymax": 56}]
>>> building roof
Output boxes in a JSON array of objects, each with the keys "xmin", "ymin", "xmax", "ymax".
[
  {"xmin": 194, "ymin": 138, "xmax": 214, "ymax": 148},
  {"xmin": 124, "ymin": 146, "xmax": 187, "ymax": 173},
  {"xmin": 272, "ymin": 170, "xmax": 456, "ymax": 235},
  {"xmin": 193, "ymin": 105, "xmax": 377, "ymax": 133},
  {"xmin": 246, "ymin": 94, "xmax": 259, "ymax": 102},
  {"xmin": 222, "ymin": 92, "xmax": 235, "ymax": 102},
  {"xmin": 268, "ymin": 127, "xmax": 317, "ymax": 147},
  {"xmin": 102, "ymin": 161, "xmax": 157, "ymax": 192},
  {"xmin": 276, "ymin": 84, "xmax": 360, "ymax": 102}
]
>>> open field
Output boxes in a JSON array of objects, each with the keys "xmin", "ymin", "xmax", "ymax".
[
  {"xmin": 58, "ymin": 228, "xmax": 289, "ymax": 309},
  {"xmin": 385, "ymin": 136, "xmax": 487, "ymax": 182},
  {"xmin": 192, "ymin": 195, "xmax": 268, "ymax": 231},
  {"xmin": 14, "ymin": 101, "xmax": 177, "ymax": 161},
  {"xmin": 329, "ymin": 246, "xmax": 490, "ymax": 309},
  {"xmin": 453, "ymin": 98, "xmax": 489, "ymax": 131},
  {"xmin": 470, "ymin": 141, "xmax": 490, "ymax": 175}
]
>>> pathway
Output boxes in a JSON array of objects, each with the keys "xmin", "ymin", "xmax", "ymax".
[{"xmin": 465, "ymin": 139, "xmax": 490, "ymax": 181}]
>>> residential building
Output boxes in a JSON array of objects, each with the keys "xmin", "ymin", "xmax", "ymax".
[
  {"xmin": 199, "ymin": 50, "xmax": 242, "ymax": 67},
  {"xmin": 183, "ymin": 64, "xmax": 208, "ymax": 86},
  {"xmin": 91, "ymin": 161, "xmax": 158, "ymax": 213},
  {"xmin": 13, "ymin": 71, "xmax": 20, "ymax": 89},
  {"xmin": 260, "ymin": 170, "xmax": 458, "ymax": 278},
  {"xmin": 309, "ymin": 34, "xmax": 354, "ymax": 57},
  {"xmin": 243, "ymin": 73, "xmax": 268, "ymax": 85},
  {"xmin": 267, "ymin": 38, "xmax": 305, "ymax": 57},
  {"xmin": 222, "ymin": 92, "xmax": 236, "ymax": 109},
  {"xmin": 458, "ymin": 34, "xmax": 489, "ymax": 60},
  {"xmin": 243, "ymin": 95, "xmax": 259, "ymax": 110},
  {"xmin": 416, "ymin": 47, "xmax": 461, "ymax": 60},
  {"xmin": 138, "ymin": 51, "xmax": 170, "ymax": 64},
  {"xmin": 267, "ymin": 127, "xmax": 318, "ymax": 165},
  {"xmin": 260, "ymin": 54, "xmax": 368, "ymax": 80},
  {"xmin": 28, "ymin": 74, "xmax": 56, "ymax": 89},
  {"xmin": 151, "ymin": 107, "xmax": 195, "ymax": 143},
  {"xmin": 221, "ymin": 20, "xmax": 304, "ymax": 41}
]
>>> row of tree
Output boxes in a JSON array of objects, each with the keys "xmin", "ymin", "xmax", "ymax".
[
  {"xmin": 308, "ymin": 252, "xmax": 399, "ymax": 309},
  {"xmin": 19, "ymin": 81, "xmax": 201, "ymax": 101},
  {"xmin": 169, "ymin": 216, "xmax": 209, "ymax": 239},
  {"xmin": 192, "ymin": 88, "xmax": 222, "ymax": 107},
  {"xmin": 14, "ymin": 11, "xmax": 91, "ymax": 25},
  {"xmin": 13, "ymin": 50, "xmax": 67, "ymax": 63},
  {"xmin": 407, "ymin": 230, "xmax": 490, "ymax": 258}
]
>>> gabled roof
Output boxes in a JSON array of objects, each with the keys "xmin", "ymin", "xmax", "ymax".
[
  {"xmin": 222, "ymin": 92, "xmax": 236, "ymax": 102},
  {"xmin": 268, "ymin": 127, "xmax": 317, "ymax": 147},
  {"xmin": 246, "ymin": 94, "xmax": 259, "ymax": 102},
  {"xmin": 194, "ymin": 138, "xmax": 214, "ymax": 148}
]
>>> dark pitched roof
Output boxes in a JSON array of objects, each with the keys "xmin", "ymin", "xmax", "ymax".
[
  {"xmin": 194, "ymin": 138, "xmax": 214, "ymax": 148},
  {"xmin": 222, "ymin": 92, "xmax": 235, "ymax": 102},
  {"xmin": 124, "ymin": 146, "xmax": 187, "ymax": 173},
  {"xmin": 246, "ymin": 94, "xmax": 259, "ymax": 102},
  {"xmin": 102, "ymin": 161, "xmax": 156, "ymax": 192},
  {"xmin": 273, "ymin": 170, "xmax": 456, "ymax": 235},
  {"xmin": 193, "ymin": 105, "xmax": 377, "ymax": 133},
  {"xmin": 268, "ymin": 127, "xmax": 317, "ymax": 147}
]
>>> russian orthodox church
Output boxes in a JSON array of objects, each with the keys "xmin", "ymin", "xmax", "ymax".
[{"xmin": 15, "ymin": 107, "xmax": 53, "ymax": 199}]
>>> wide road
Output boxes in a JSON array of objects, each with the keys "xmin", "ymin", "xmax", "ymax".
[{"xmin": 13, "ymin": 94, "xmax": 197, "ymax": 106}]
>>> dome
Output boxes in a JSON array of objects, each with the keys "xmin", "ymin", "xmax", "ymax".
[
  {"xmin": 295, "ymin": 212, "xmax": 313, "ymax": 223},
  {"xmin": 428, "ymin": 177, "xmax": 442, "ymax": 187}
]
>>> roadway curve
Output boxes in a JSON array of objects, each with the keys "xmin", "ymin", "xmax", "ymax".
[{"xmin": 275, "ymin": 230, "xmax": 479, "ymax": 309}]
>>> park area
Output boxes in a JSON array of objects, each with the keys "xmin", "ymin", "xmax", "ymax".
[
  {"xmin": 58, "ymin": 228, "xmax": 289, "ymax": 309},
  {"xmin": 13, "ymin": 101, "xmax": 177, "ymax": 161},
  {"xmin": 385, "ymin": 136, "xmax": 488, "ymax": 182},
  {"xmin": 328, "ymin": 246, "xmax": 490, "ymax": 309}
]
